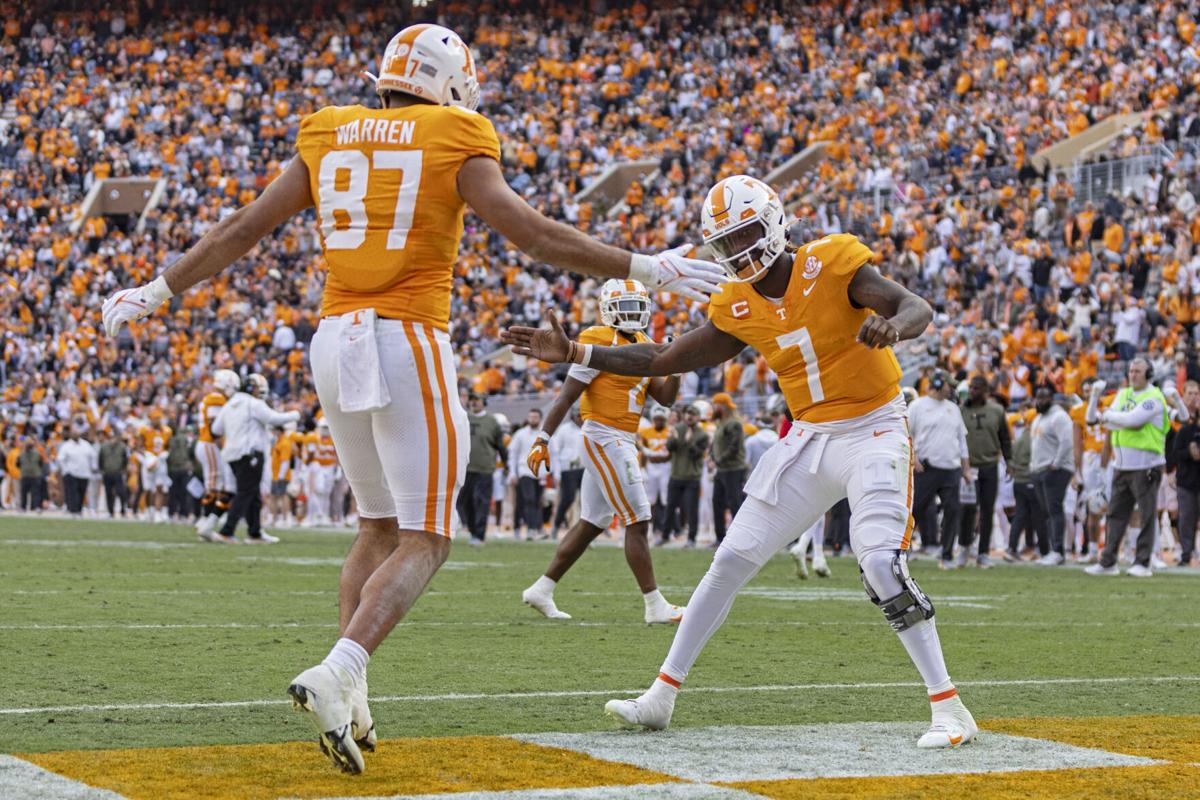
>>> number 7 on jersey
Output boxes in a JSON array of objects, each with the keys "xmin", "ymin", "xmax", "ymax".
[{"xmin": 776, "ymin": 327, "xmax": 825, "ymax": 403}]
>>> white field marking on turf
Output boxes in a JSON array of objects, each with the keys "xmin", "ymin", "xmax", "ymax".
[
  {"xmin": 0, "ymin": 539, "xmax": 197, "ymax": 549},
  {"xmin": 7, "ymin": 620, "xmax": 1200, "ymax": 632},
  {"xmin": 233, "ymin": 556, "xmax": 513, "ymax": 568},
  {"xmin": 517, "ymin": 722, "xmax": 1160, "ymax": 783},
  {"xmin": 3, "ymin": 675, "xmax": 1199, "ymax": 716},
  {"xmin": 335, "ymin": 784, "xmax": 765, "ymax": 800},
  {"xmin": 0, "ymin": 755, "xmax": 127, "ymax": 800}
]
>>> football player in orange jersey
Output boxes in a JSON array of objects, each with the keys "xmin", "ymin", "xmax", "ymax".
[
  {"xmin": 504, "ymin": 175, "xmax": 979, "ymax": 749},
  {"xmin": 139, "ymin": 408, "xmax": 173, "ymax": 523},
  {"xmin": 639, "ymin": 406, "xmax": 672, "ymax": 537},
  {"xmin": 195, "ymin": 369, "xmax": 240, "ymax": 543},
  {"xmin": 100, "ymin": 23, "xmax": 725, "ymax": 774},
  {"xmin": 305, "ymin": 418, "xmax": 340, "ymax": 527},
  {"xmin": 1070, "ymin": 377, "xmax": 1111, "ymax": 563},
  {"xmin": 521, "ymin": 279, "xmax": 685, "ymax": 624}
]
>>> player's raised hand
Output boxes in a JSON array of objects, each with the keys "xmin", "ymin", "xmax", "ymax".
[
  {"xmin": 630, "ymin": 244, "xmax": 725, "ymax": 303},
  {"xmin": 501, "ymin": 308, "xmax": 572, "ymax": 363},
  {"xmin": 101, "ymin": 277, "xmax": 173, "ymax": 337},
  {"xmin": 856, "ymin": 314, "xmax": 901, "ymax": 349}
]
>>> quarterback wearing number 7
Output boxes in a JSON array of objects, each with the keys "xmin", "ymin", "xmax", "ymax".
[
  {"xmin": 502, "ymin": 175, "xmax": 979, "ymax": 749},
  {"xmin": 100, "ymin": 24, "xmax": 726, "ymax": 775}
]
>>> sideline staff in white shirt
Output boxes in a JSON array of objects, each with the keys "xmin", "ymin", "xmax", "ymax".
[
  {"xmin": 213, "ymin": 374, "xmax": 299, "ymax": 542},
  {"xmin": 908, "ymin": 372, "xmax": 970, "ymax": 559},
  {"xmin": 549, "ymin": 406, "xmax": 585, "ymax": 537},
  {"xmin": 1029, "ymin": 386, "xmax": 1074, "ymax": 564},
  {"xmin": 56, "ymin": 430, "xmax": 98, "ymax": 516}
]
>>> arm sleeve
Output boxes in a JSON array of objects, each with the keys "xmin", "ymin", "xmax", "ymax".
[
  {"xmin": 690, "ymin": 431, "xmax": 711, "ymax": 457},
  {"xmin": 1056, "ymin": 416, "xmax": 1075, "ymax": 466},
  {"xmin": 450, "ymin": 109, "xmax": 502, "ymax": 168},
  {"xmin": 251, "ymin": 399, "xmax": 300, "ymax": 428},
  {"xmin": 958, "ymin": 415, "xmax": 970, "ymax": 460},
  {"xmin": 566, "ymin": 363, "xmax": 599, "ymax": 384},
  {"xmin": 998, "ymin": 411, "xmax": 1013, "ymax": 462},
  {"xmin": 1101, "ymin": 398, "xmax": 1163, "ymax": 430}
]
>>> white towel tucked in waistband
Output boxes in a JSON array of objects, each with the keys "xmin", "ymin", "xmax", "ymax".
[{"xmin": 337, "ymin": 308, "xmax": 391, "ymax": 413}]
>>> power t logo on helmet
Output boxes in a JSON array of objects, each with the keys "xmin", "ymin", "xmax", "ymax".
[
  {"xmin": 700, "ymin": 175, "xmax": 788, "ymax": 283},
  {"xmin": 365, "ymin": 24, "xmax": 481, "ymax": 111}
]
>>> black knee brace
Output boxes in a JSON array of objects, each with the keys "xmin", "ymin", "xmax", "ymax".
[{"xmin": 861, "ymin": 550, "xmax": 935, "ymax": 632}]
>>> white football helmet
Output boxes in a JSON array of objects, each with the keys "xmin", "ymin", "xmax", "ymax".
[
  {"xmin": 243, "ymin": 373, "xmax": 269, "ymax": 399},
  {"xmin": 368, "ymin": 24, "xmax": 480, "ymax": 111},
  {"xmin": 700, "ymin": 175, "xmax": 787, "ymax": 283},
  {"xmin": 599, "ymin": 279, "xmax": 651, "ymax": 332},
  {"xmin": 213, "ymin": 369, "xmax": 240, "ymax": 398}
]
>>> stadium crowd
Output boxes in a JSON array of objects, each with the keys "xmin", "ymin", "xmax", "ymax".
[{"xmin": 2, "ymin": 0, "xmax": 1200, "ymax": 567}]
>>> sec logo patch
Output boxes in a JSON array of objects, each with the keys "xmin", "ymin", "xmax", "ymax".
[{"xmin": 802, "ymin": 256, "xmax": 822, "ymax": 280}]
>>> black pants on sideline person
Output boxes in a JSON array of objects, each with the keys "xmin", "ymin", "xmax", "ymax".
[
  {"xmin": 1101, "ymin": 467, "xmax": 1162, "ymax": 569},
  {"xmin": 712, "ymin": 468, "xmax": 746, "ymax": 543},
  {"xmin": 168, "ymin": 471, "xmax": 191, "ymax": 518},
  {"xmin": 552, "ymin": 468, "xmax": 583, "ymax": 533},
  {"xmin": 515, "ymin": 475, "xmax": 542, "ymax": 537},
  {"xmin": 664, "ymin": 478, "xmax": 700, "ymax": 543},
  {"xmin": 19, "ymin": 476, "xmax": 41, "ymax": 511},
  {"xmin": 1009, "ymin": 480, "xmax": 1048, "ymax": 554},
  {"xmin": 63, "ymin": 475, "xmax": 88, "ymax": 514},
  {"xmin": 949, "ymin": 464, "xmax": 1000, "ymax": 559},
  {"xmin": 1034, "ymin": 467, "xmax": 1073, "ymax": 555},
  {"xmin": 1177, "ymin": 485, "xmax": 1199, "ymax": 565},
  {"xmin": 222, "ymin": 452, "xmax": 265, "ymax": 540},
  {"xmin": 456, "ymin": 471, "xmax": 493, "ymax": 541},
  {"xmin": 103, "ymin": 473, "xmax": 128, "ymax": 516},
  {"xmin": 912, "ymin": 465, "xmax": 961, "ymax": 552}
]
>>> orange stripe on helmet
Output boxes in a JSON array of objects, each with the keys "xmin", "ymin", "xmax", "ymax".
[
  {"xmin": 709, "ymin": 179, "xmax": 731, "ymax": 223},
  {"xmin": 403, "ymin": 321, "xmax": 440, "ymax": 534}
]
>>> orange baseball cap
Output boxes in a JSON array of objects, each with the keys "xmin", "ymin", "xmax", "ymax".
[{"xmin": 712, "ymin": 392, "xmax": 737, "ymax": 409}]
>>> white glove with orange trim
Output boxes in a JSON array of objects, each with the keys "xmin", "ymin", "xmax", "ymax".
[
  {"xmin": 630, "ymin": 244, "xmax": 725, "ymax": 304},
  {"xmin": 527, "ymin": 431, "xmax": 551, "ymax": 478},
  {"xmin": 102, "ymin": 276, "xmax": 173, "ymax": 337}
]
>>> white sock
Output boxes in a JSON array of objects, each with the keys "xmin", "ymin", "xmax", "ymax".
[
  {"xmin": 660, "ymin": 546, "xmax": 760, "ymax": 681},
  {"xmin": 896, "ymin": 618, "xmax": 953, "ymax": 692},
  {"xmin": 650, "ymin": 673, "xmax": 680, "ymax": 697},
  {"xmin": 323, "ymin": 637, "xmax": 369, "ymax": 685},
  {"xmin": 810, "ymin": 518, "xmax": 825, "ymax": 553},
  {"xmin": 643, "ymin": 588, "xmax": 666, "ymax": 608},
  {"xmin": 532, "ymin": 575, "xmax": 556, "ymax": 595}
]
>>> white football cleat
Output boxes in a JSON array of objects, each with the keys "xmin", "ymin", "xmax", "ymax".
[
  {"xmin": 790, "ymin": 535, "xmax": 811, "ymax": 580},
  {"xmin": 350, "ymin": 682, "xmax": 376, "ymax": 753},
  {"xmin": 604, "ymin": 685, "xmax": 676, "ymax": 731},
  {"xmin": 812, "ymin": 551, "xmax": 831, "ymax": 578},
  {"xmin": 522, "ymin": 585, "xmax": 571, "ymax": 619},
  {"xmin": 247, "ymin": 533, "xmax": 280, "ymax": 544},
  {"xmin": 287, "ymin": 664, "xmax": 365, "ymax": 774},
  {"xmin": 917, "ymin": 694, "xmax": 978, "ymax": 749},
  {"xmin": 195, "ymin": 514, "xmax": 217, "ymax": 540},
  {"xmin": 644, "ymin": 602, "xmax": 684, "ymax": 625}
]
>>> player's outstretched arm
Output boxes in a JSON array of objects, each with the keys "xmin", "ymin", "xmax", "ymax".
[
  {"xmin": 847, "ymin": 265, "xmax": 933, "ymax": 349},
  {"xmin": 647, "ymin": 375, "xmax": 681, "ymax": 407},
  {"xmin": 102, "ymin": 159, "xmax": 314, "ymax": 336},
  {"xmin": 457, "ymin": 157, "xmax": 724, "ymax": 303},
  {"xmin": 501, "ymin": 310, "xmax": 745, "ymax": 378}
]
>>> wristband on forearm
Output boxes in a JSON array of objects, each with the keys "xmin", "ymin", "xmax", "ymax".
[
  {"xmin": 566, "ymin": 341, "xmax": 593, "ymax": 367},
  {"xmin": 146, "ymin": 275, "xmax": 174, "ymax": 303}
]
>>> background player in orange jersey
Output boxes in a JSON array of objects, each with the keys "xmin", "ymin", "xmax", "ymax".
[
  {"xmin": 138, "ymin": 408, "xmax": 173, "ymax": 524},
  {"xmin": 521, "ymin": 279, "xmax": 685, "ymax": 624},
  {"xmin": 504, "ymin": 175, "xmax": 978, "ymax": 750},
  {"xmin": 194, "ymin": 369, "xmax": 240, "ymax": 542},
  {"xmin": 101, "ymin": 23, "xmax": 725, "ymax": 775}
]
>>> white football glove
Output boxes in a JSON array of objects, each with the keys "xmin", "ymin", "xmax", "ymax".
[
  {"xmin": 101, "ymin": 276, "xmax": 173, "ymax": 337},
  {"xmin": 630, "ymin": 244, "xmax": 725, "ymax": 303}
]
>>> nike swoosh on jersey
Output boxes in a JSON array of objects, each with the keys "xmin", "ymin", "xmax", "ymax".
[
  {"xmin": 803, "ymin": 282, "xmax": 817, "ymax": 296},
  {"xmin": 873, "ymin": 431, "xmax": 886, "ymax": 437}
]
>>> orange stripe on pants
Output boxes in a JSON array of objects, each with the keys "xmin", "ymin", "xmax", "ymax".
[
  {"xmin": 584, "ymin": 438, "xmax": 628, "ymax": 525},
  {"xmin": 403, "ymin": 321, "xmax": 441, "ymax": 535},
  {"xmin": 594, "ymin": 439, "xmax": 637, "ymax": 523},
  {"xmin": 900, "ymin": 428, "xmax": 916, "ymax": 551},
  {"xmin": 422, "ymin": 325, "xmax": 457, "ymax": 538}
]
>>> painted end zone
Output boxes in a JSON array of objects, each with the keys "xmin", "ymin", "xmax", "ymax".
[{"xmin": 20, "ymin": 736, "xmax": 678, "ymax": 800}]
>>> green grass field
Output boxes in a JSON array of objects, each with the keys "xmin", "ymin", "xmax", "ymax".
[{"xmin": 3, "ymin": 514, "xmax": 1198, "ymax": 760}]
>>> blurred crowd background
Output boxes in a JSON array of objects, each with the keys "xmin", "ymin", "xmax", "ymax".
[{"xmin": 2, "ymin": 0, "xmax": 1200, "ymax": 554}]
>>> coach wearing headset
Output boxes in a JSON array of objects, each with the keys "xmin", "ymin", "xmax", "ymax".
[{"xmin": 1086, "ymin": 357, "xmax": 1169, "ymax": 577}]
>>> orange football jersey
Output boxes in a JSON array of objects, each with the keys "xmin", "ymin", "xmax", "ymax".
[
  {"xmin": 304, "ymin": 432, "xmax": 338, "ymax": 467},
  {"xmin": 639, "ymin": 420, "xmax": 671, "ymax": 457},
  {"xmin": 707, "ymin": 234, "xmax": 901, "ymax": 423},
  {"xmin": 1069, "ymin": 397, "xmax": 1111, "ymax": 453},
  {"xmin": 140, "ymin": 424, "xmax": 172, "ymax": 454},
  {"xmin": 296, "ymin": 103, "xmax": 501, "ymax": 330},
  {"xmin": 576, "ymin": 326, "xmax": 652, "ymax": 433},
  {"xmin": 197, "ymin": 392, "xmax": 226, "ymax": 443}
]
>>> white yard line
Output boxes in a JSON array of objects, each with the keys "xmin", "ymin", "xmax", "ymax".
[
  {"xmin": 3, "ymin": 619, "xmax": 1197, "ymax": 631},
  {"xmin": 2, "ymin": 675, "xmax": 1197, "ymax": 716}
]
